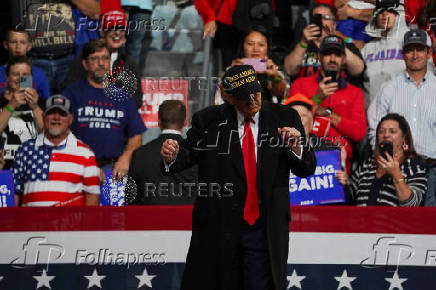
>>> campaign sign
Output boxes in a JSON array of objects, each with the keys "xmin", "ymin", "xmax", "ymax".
[
  {"xmin": 140, "ymin": 78, "xmax": 189, "ymax": 128},
  {"xmin": 290, "ymin": 150, "xmax": 345, "ymax": 205},
  {"xmin": 0, "ymin": 170, "xmax": 15, "ymax": 207},
  {"xmin": 100, "ymin": 171, "xmax": 126, "ymax": 206}
]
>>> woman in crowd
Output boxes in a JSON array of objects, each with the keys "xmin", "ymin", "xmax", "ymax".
[
  {"xmin": 218, "ymin": 25, "xmax": 287, "ymax": 103},
  {"xmin": 336, "ymin": 113, "xmax": 427, "ymax": 206},
  {"xmin": 0, "ymin": 56, "xmax": 44, "ymax": 169}
]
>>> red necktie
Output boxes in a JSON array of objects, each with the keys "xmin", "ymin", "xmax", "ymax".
[{"xmin": 242, "ymin": 117, "xmax": 259, "ymax": 225}]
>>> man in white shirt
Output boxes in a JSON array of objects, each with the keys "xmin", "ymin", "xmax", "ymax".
[{"xmin": 367, "ymin": 29, "xmax": 436, "ymax": 206}]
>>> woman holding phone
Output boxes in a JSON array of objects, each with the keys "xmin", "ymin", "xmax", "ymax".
[
  {"xmin": 229, "ymin": 25, "xmax": 287, "ymax": 103},
  {"xmin": 336, "ymin": 113, "xmax": 427, "ymax": 206},
  {"xmin": 0, "ymin": 55, "xmax": 44, "ymax": 169}
]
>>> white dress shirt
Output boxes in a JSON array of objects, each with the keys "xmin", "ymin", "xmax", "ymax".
[
  {"xmin": 367, "ymin": 71, "xmax": 436, "ymax": 159},
  {"xmin": 161, "ymin": 129, "xmax": 182, "ymax": 136}
]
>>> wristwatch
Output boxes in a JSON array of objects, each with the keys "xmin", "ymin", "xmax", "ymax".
[{"xmin": 324, "ymin": 108, "xmax": 332, "ymax": 117}]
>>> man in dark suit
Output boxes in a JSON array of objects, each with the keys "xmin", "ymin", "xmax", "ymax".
[
  {"xmin": 127, "ymin": 100, "xmax": 197, "ymax": 205},
  {"xmin": 161, "ymin": 65, "xmax": 316, "ymax": 290}
]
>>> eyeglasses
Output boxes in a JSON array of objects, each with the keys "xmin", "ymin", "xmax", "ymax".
[
  {"xmin": 87, "ymin": 56, "xmax": 110, "ymax": 62},
  {"xmin": 313, "ymin": 14, "xmax": 335, "ymax": 21},
  {"xmin": 313, "ymin": 14, "xmax": 336, "ymax": 21}
]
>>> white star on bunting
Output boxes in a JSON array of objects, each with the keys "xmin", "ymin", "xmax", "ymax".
[
  {"xmin": 334, "ymin": 270, "xmax": 356, "ymax": 290},
  {"xmin": 84, "ymin": 269, "xmax": 106, "ymax": 289},
  {"xmin": 287, "ymin": 269, "xmax": 306, "ymax": 289},
  {"xmin": 33, "ymin": 269, "xmax": 55, "ymax": 289},
  {"xmin": 135, "ymin": 266, "xmax": 156, "ymax": 288},
  {"xmin": 385, "ymin": 271, "xmax": 407, "ymax": 290}
]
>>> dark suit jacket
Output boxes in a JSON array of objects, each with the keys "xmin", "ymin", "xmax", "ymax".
[
  {"xmin": 128, "ymin": 133, "xmax": 198, "ymax": 205},
  {"xmin": 165, "ymin": 102, "xmax": 316, "ymax": 290}
]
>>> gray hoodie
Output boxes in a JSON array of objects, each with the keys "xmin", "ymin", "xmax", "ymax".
[{"xmin": 361, "ymin": 6, "xmax": 409, "ymax": 109}]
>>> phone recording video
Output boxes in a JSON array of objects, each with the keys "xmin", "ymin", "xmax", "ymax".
[
  {"xmin": 310, "ymin": 14, "xmax": 323, "ymax": 37},
  {"xmin": 19, "ymin": 75, "xmax": 32, "ymax": 89},
  {"xmin": 324, "ymin": 70, "xmax": 338, "ymax": 84},
  {"xmin": 242, "ymin": 58, "xmax": 267, "ymax": 72},
  {"xmin": 378, "ymin": 141, "xmax": 394, "ymax": 158}
]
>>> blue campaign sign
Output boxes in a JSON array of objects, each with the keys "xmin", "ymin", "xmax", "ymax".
[
  {"xmin": 100, "ymin": 171, "xmax": 126, "ymax": 206},
  {"xmin": 290, "ymin": 150, "xmax": 345, "ymax": 205},
  {"xmin": 0, "ymin": 170, "xmax": 15, "ymax": 207}
]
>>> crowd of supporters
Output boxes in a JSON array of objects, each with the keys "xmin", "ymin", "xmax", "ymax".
[{"xmin": 2, "ymin": 0, "xmax": 435, "ymax": 207}]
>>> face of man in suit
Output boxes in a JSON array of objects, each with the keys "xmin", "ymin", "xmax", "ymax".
[{"xmin": 227, "ymin": 92, "xmax": 262, "ymax": 118}]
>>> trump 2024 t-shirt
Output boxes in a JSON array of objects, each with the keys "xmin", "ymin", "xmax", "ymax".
[{"xmin": 62, "ymin": 79, "xmax": 146, "ymax": 160}]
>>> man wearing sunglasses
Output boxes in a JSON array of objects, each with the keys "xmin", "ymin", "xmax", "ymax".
[{"xmin": 284, "ymin": 3, "xmax": 365, "ymax": 87}]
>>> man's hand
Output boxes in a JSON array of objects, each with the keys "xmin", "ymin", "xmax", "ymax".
[
  {"xmin": 112, "ymin": 154, "xmax": 130, "ymax": 182},
  {"xmin": 301, "ymin": 24, "xmax": 321, "ymax": 45},
  {"xmin": 161, "ymin": 139, "xmax": 179, "ymax": 163},
  {"xmin": 203, "ymin": 20, "xmax": 217, "ymax": 38},
  {"xmin": 24, "ymin": 88, "xmax": 39, "ymax": 110},
  {"xmin": 8, "ymin": 90, "xmax": 26, "ymax": 110},
  {"xmin": 337, "ymin": 4, "xmax": 351, "ymax": 20},
  {"xmin": 315, "ymin": 76, "xmax": 339, "ymax": 101},
  {"xmin": 278, "ymin": 127, "xmax": 302, "ymax": 156},
  {"xmin": 335, "ymin": 0, "xmax": 348, "ymax": 8}
]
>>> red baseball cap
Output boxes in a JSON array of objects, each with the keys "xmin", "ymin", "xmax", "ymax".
[{"xmin": 100, "ymin": 10, "xmax": 127, "ymax": 31}]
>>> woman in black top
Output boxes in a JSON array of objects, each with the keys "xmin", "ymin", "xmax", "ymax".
[
  {"xmin": 231, "ymin": 25, "xmax": 287, "ymax": 103},
  {"xmin": 336, "ymin": 113, "xmax": 427, "ymax": 206}
]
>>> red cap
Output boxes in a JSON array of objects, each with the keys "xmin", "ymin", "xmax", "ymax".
[{"xmin": 101, "ymin": 10, "xmax": 127, "ymax": 31}]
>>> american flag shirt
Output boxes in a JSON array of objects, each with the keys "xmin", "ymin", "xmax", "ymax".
[{"xmin": 13, "ymin": 132, "xmax": 100, "ymax": 206}]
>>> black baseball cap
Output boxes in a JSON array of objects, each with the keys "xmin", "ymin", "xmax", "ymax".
[
  {"xmin": 45, "ymin": 94, "xmax": 71, "ymax": 114},
  {"xmin": 375, "ymin": 0, "xmax": 399, "ymax": 11},
  {"xmin": 403, "ymin": 29, "xmax": 431, "ymax": 49},
  {"xmin": 222, "ymin": 65, "xmax": 263, "ymax": 99},
  {"xmin": 319, "ymin": 35, "xmax": 345, "ymax": 54}
]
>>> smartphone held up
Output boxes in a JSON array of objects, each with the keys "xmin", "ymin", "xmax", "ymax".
[
  {"xmin": 378, "ymin": 141, "xmax": 394, "ymax": 159},
  {"xmin": 324, "ymin": 70, "xmax": 338, "ymax": 84},
  {"xmin": 19, "ymin": 75, "xmax": 32, "ymax": 89},
  {"xmin": 310, "ymin": 14, "xmax": 322, "ymax": 38},
  {"xmin": 242, "ymin": 58, "xmax": 267, "ymax": 72}
]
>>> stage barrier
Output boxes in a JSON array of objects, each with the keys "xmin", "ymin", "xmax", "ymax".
[{"xmin": 0, "ymin": 206, "xmax": 435, "ymax": 289}]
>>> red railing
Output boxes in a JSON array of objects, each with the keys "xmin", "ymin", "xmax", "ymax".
[{"xmin": 0, "ymin": 206, "xmax": 435, "ymax": 234}]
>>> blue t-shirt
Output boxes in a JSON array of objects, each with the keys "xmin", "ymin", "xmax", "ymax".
[
  {"xmin": 0, "ymin": 65, "xmax": 50, "ymax": 98},
  {"xmin": 62, "ymin": 79, "xmax": 146, "ymax": 160}
]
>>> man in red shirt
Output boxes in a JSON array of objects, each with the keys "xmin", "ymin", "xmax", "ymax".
[{"xmin": 289, "ymin": 35, "xmax": 366, "ymax": 173}]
